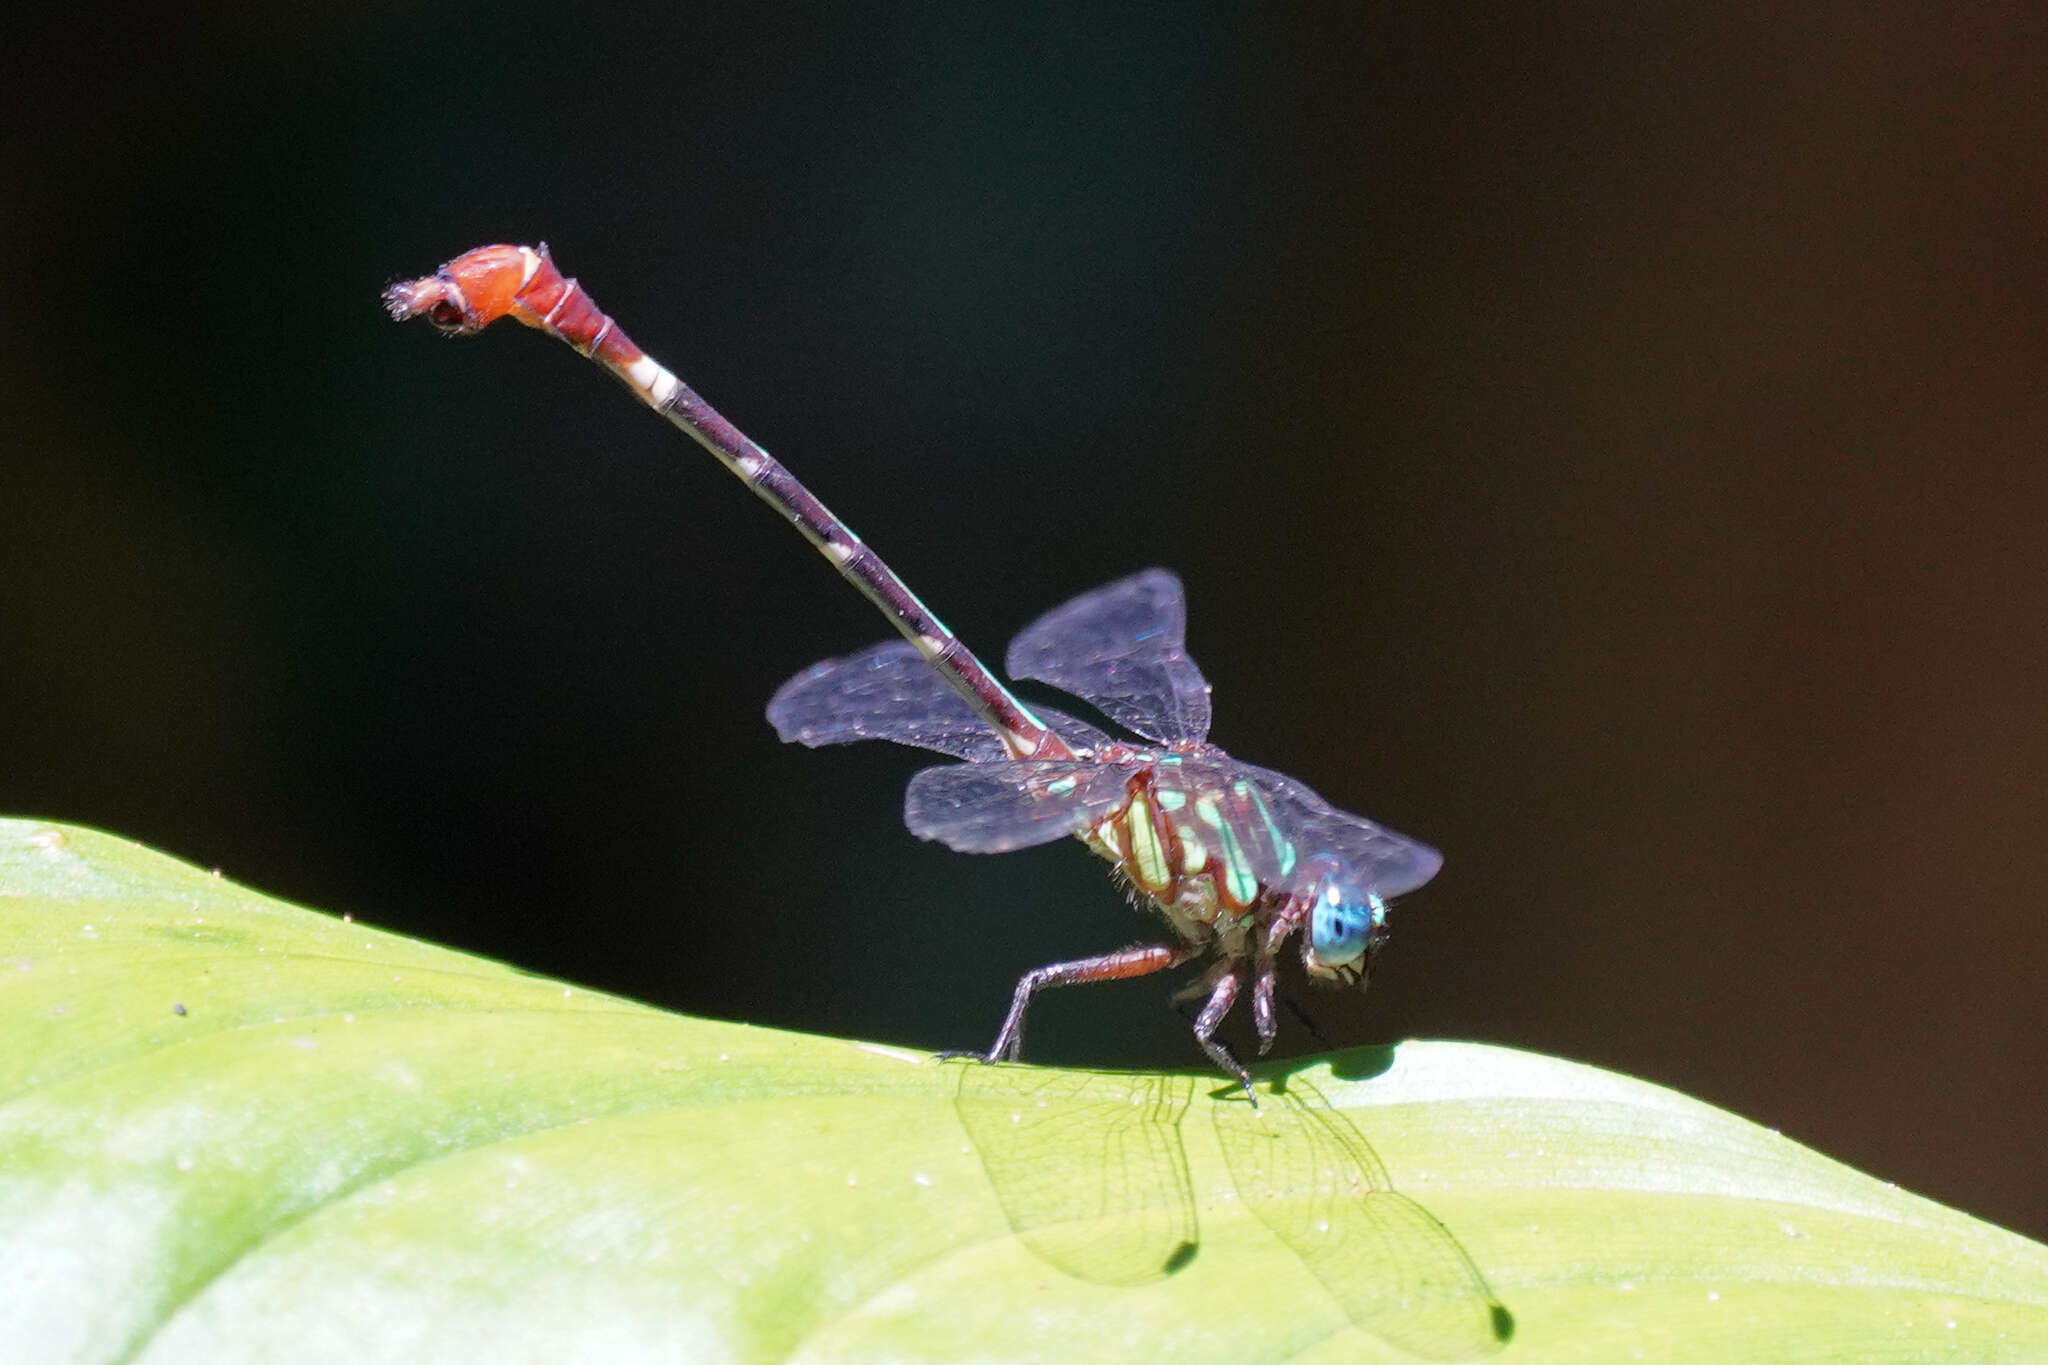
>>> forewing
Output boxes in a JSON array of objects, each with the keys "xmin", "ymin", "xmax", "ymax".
[
  {"xmin": 954, "ymin": 1064, "xmax": 1199, "ymax": 1286},
  {"xmin": 1233, "ymin": 760, "xmax": 1445, "ymax": 898},
  {"xmin": 905, "ymin": 759, "xmax": 1133, "ymax": 853},
  {"xmin": 1005, "ymin": 569, "xmax": 1212, "ymax": 744},
  {"xmin": 769, "ymin": 640, "xmax": 1112, "ymax": 761},
  {"xmin": 1212, "ymin": 1080, "xmax": 1509, "ymax": 1359}
]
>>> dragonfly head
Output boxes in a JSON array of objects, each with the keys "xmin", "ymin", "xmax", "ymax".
[{"xmin": 1300, "ymin": 861, "xmax": 1390, "ymax": 985}]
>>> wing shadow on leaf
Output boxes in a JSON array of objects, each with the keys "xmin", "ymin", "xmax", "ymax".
[
  {"xmin": 952, "ymin": 1062, "xmax": 1200, "ymax": 1286},
  {"xmin": 1212, "ymin": 1072, "xmax": 1512, "ymax": 1360},
  {"xmin": 955, "ymin": 1059, "xmax": 1512, "ymax": 1359}
]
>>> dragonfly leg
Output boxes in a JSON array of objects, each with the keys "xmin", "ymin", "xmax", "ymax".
[
  {"xmin": 984, "ymin": 943, "xmax": 1195, "ymax": 1063},
  {"xmin": 1188, "ymin": 964, "xmax": 1255, "ymax": 1100},
  {"xmin": 1251, "ymin": 958, "xmax": 1280, "ymax": 1056}
]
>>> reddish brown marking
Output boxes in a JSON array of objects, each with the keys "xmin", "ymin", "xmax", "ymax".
[
  {"xmin": 1187, "ymin": 846, "xmax": 1261, "ymax": 917},
  {"xmin": 438, "ymin": 244, "xmax": 529, "ymax": 327},
  {"xmin": 1092, "ymin": 767, "xmax": 1266, "ymax": 922},
  {"xmin": 1044, "ymin": 942, "xmax": 1186, "ymax": 984},
  {"xmin": 385, "ymin": 244, "xmax": 649, "ymax": 375}
]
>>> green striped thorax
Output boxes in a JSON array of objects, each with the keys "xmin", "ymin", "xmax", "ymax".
[{"xmin": 1093, "ymin": 754, "xmax": 1389, "ymax": 985}]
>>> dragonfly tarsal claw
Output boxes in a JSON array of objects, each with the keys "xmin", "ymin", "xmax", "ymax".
[{"xmin": 1193, "ymin": 1032, "xmax": 1256, "ymax": 1105}]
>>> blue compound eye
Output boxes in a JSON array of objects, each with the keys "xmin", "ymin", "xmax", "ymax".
[{"xmin": 1310, "ymin": 882, "xmax": 1384, "ymax": 968}]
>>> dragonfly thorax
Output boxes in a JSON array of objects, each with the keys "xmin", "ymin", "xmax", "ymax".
[
  {"xmin": 1089, "ymin": 755, "xmax": 1252, "ymax": 894},
  {"xmin": 1080, "ymin": 757, "xmax": 1402, "ymax": 987}
]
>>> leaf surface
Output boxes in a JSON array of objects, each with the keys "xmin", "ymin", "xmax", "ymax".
[{"xmin": 3, "ymin": 818, "xmax": 2044, "ymax": 1362}]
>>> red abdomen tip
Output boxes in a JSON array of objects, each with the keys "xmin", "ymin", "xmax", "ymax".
[{"xmin": 383, "ymin": 243, "xmax": 539, "ymax": 334}]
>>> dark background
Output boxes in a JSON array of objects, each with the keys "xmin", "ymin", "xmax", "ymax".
[{"xmin": 7, "ymin": 5, "xmax": 2043, "ymax": 1241}]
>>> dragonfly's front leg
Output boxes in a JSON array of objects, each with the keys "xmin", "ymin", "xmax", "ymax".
[
  {"xmin": 1251, "ymin": 955, "xmax": 1280, "ymax": 1056},
  {"xmin": 983, "ymin": 943, "xmax": 1197, "ymax": 1064}
]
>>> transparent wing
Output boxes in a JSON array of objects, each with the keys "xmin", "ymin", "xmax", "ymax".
[
  {"xmin": 1005, "ymin": 569, "xmax": 1212, "ymax": 745},
  {"xmin": 954, "ymin": 1063, "xmax": 1199, "ymax": 1286},
  {"xmin": 904, "ymin": 758, "xmax": 1134, "ymax": 853},
  {"xmin": 1213, "ymin": 1080, "xmax": 1510, "ymax": 1359},
  {"xmin": 1230, "ymin": 760, "xmax": 1445, "ymax": 898},
  {"xmin": 769, "ymin": 640, "xmax": 1112, "ymax": 761}
]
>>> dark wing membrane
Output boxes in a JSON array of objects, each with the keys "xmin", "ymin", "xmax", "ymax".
[
  {"xmin": 954, "ymin": 1064, "xmax": 1199, "ymax": 1287},
  {"xmin": 1231, "ymin": 761, "xmax": 1445, "ymax": 898},
  {"xmin": 1212, "ymin": 1080, "xmax": 1509, "ymax": 1360},
  {"xmin": 905, "ymin": 759, "xmax": 1134, "ymax": 853},
  {"xmin": 769, "ymin": 640, "xmax": 1112, "ymax": 761},
  {"xmin": 1005, "ymin": 569, "xmax": 1212, "ymax": 745}
]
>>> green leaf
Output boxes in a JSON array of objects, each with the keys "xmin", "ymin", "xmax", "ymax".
[{"xmin": 3, "ymin": 817, "xmax": 2044, "ymax": 1363}]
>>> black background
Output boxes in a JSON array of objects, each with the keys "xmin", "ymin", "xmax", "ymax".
[{"xmin": 7, "ymin": 5, "xmax": 2044, "ymax": 1242}]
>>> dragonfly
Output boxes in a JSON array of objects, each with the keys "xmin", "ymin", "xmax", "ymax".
[
  {"xmin": 385, "ymin": 244, "xmax": 1444, "ymax": 1093},
  {"xmin": 953, "ymin": 1062, "xmax": 1510, "ymax": 1359}
]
